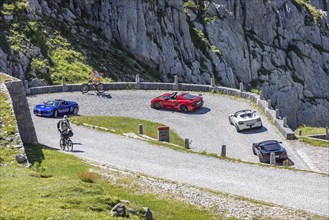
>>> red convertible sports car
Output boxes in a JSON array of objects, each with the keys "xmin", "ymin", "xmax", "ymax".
[{"xmin": 150, "ymin": 92, "xmax": 204, "ymax": 112}]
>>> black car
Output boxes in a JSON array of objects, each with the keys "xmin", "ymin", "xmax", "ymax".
[{"xmin": 252, "ymin": 140, "xmax": 288, "ymax": 163}]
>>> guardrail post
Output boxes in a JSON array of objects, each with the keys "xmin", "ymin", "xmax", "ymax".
[
  {"xmin": 138, "ymin": 124, "xmax": 143, "ymax": 135},
  {"xmin": 267, "ymin": 99, "xmax": 272, "ymax": 109},
  {"xmin": 221, "ymin": 145, "xmax": 226, "ymax": 157},
  {"xmin": 174, "ymin": 75, "xmax": 178, "ymax": 84},
  {"xmin": 326, "ymin": 126, "xmax": 329, "ymax": 140},
  {"xmin": 283, "ymin": 117, "xmax": 288, "ymax": 127},
  {"xmin": 270, "ymin": 152, "xmax": 276, "ymax": 165},
  {"xmin": 211, "ymin": 78, "xmax": 215, "ymax": 87},
  {"xmin": 135, "ymin": 74, "xmax": 140, "ymax": 89},
  {"xmin": 173, "ymin": 75, "xmax": 178, "ymax": 90},
  {"xmin": 275, "ymin": 109, "xmax": 280, "ymax": 119},
  {"xmin": 184, "ymin": 138, "xmax": 190, "ymax": 149},
  {"xmin": 259, "ymin": 90, "xmax": 264, "ymax": 100},
  {"xmin": 62, "ymin": 76, "xmax": 68, "ymax": 92},
  {"xmin": 239, "ymin": 82, "xmax": 244, "ymax": 92}
]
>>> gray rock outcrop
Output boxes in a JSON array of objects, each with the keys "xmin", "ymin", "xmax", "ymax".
[{"xmin": 0, "ymin": 0, "xmax": 328, "ymax": 128}]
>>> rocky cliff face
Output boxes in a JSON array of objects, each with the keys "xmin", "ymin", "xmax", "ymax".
[{"xmin": 0, "ymin": 0, "xmax": 328, "ymax": 128}]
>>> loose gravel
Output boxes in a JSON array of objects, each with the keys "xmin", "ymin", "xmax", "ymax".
[{"xmin": 27, "ymin": 90, "xmax": 329, "ymax": 217}]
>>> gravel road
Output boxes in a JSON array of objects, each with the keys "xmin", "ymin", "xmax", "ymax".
[{"xmin": 27, "ymin": 91, "xmax": 329, "ymax": 217}]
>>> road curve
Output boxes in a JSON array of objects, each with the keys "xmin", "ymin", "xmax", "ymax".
[{"xmin": 27, "ymin": 91, "xmax": 329, "ymax": 216}]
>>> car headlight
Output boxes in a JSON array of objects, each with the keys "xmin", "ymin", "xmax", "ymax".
[{"xmin": 238, "ymin": 121, "xmax": 244, "ymax": 125}]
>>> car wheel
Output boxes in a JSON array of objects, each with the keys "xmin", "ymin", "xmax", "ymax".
[
  {"xmin": 259, "ymin": 154, "xmax": 264, "ymax": 163},
  {"xmin": 153, "ymin": 101, "xmax": 161, "ymax": 109},
  {"xmin": 72, "ymin": 107, "xmax": 79, "ymax": 115},
  {"xmin": 229, "ymin": 116, "xmax": 233, "ymax": 125},
  {"xmin": 180, "ymin": 105, "xmax": 188, "ymax": 113},
  {"xmin": 235, "ymin": 125, "xmax": 240, "ymax": 132},
  {"xmin": 252, "ymin": 146, "xmax": 257, "ymax": 155},
  {"xmin": 53, "ymin": 109, "xmax": 58, "ymax": 118}
]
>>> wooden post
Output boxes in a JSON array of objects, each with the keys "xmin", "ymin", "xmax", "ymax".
[
  {"xmin": 298, "ymin": 130, "xmax": 302, "ymax": 136},
  {"xmin": 239, "ymin": 82, "xmax": 244, "ymax": 92},
  {"xmin": 138, "ymin": 124, "xmax": 143, "ymax": 135},
  {"xmin": 62, "ymin": 76, "xmax": 68, "ymax": 92},
  {"xmin": 135, "ymin": 74, "xmax": 140, "ymax": 89},
  {"xmin": 221, "ymin": 145, "xmax": 226, "ymax": 157},
  {"xmin": 211, "ymin": 78, "xmax": 215, "ymax": 87},
  {"xmin": 275, "ymin": 109, "xmax": 280, "ymax": 119},
  {"xmin": 267, "ymin": 99, "xmax": 272, "ymax": 109},
  {"xmin": 184, "ymin": 139, "xmax": 190, "ymax": 149}
]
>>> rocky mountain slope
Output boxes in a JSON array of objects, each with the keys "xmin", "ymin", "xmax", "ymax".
[{"xmin": 0, "ymin": 0, "xmax": 328, "ymax": 128}]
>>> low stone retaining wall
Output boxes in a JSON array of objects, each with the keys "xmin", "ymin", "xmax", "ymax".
[{"xmin": 26, "ymin": 76, "xmax": 295, "ymax": 139}]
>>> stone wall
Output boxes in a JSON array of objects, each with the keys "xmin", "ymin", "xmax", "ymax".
[
  {"xmin": 5, "ymin": 80, "xmax": 38, "ymax": 145},
  {"xmin": 27, "ymin": 77, "xmax": 295, "ymax": 140}
]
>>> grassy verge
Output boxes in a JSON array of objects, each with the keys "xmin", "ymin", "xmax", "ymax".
[
  {"xmin": 295, "ymin": 126, "xmax": 329, "ymax": 147},
  {"xmin": 0, "ymin": 144, "xmax": 222, "ymax": 219},
  {"xmin": 71, "ymin": 116, "xmax": 185, "ymax": 146}
]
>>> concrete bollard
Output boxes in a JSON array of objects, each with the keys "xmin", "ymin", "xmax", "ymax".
[
  {"xmin": 326, "ymin": 126, "xmax": 329, "ymax": 140},
  {"xmin": 24, "ymin": 80, "xmax": 29, "ymax": 89},
  {"xmin": 283, "ymin": 117, "xmax": 288, "ymax": 127},
  {"xmin": 62, "ymin": 76, "xmax": 68, "ymax": 92},
  {"xmin": 239, "ymin": 82, "xmax": 244, "ymax": 92},
  {"xmin": 184, "ymin": 138, "xmax": 190, "ymax": 149},
  {"xmin": 275, "ymin": 109, "xmax": 280, "ymax": 119},
  {"xmin": 270, "ymin": 152, "xmax": 276, "ymax": 165},
  {"xmin": 298, "ymin": 130, "xmax": 302, "ymax": 136},
  {"xmin": 174, "ymin": 75, "xmax": 178, "ymax": 84},
  {"xmin": 221, "ymin": 145, "xmax": 226, "ymax": 157},
  {"xmin": 138, "ymin": 124, "xmax": 143, "ymax": 135},
  {"xmin": 267, "ymin": 99, "xmax": 272, "ymax": 109},
  {"xmin": 211, "ymin": 78, "xmax": 215, "ymax": 87},
  {"xmin": 135, "ymin": 74, "xmax": 140, "ymax": 89},
  {"xmin": 259, "ymin": 90, "xmax": 264, "ymax": 100}
]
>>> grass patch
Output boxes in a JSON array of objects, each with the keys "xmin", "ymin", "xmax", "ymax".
[
  {"xmin": 71, "ymin": 116, "xmax": 185, "ymax": 146},
  {"xmin": 295, "ymin": 125, "xmax": 329, "ymax": 147},
  {"xmin": 0, "ymin": 144, "xmax": 222, "ymax": 219}
]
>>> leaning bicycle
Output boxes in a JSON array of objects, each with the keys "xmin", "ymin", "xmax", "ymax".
[
  {"xmin": 60, "ymin": 131, "xmax": 73, "ymax": 151},
  {"xmin": 81, "ymin": 80, "xmax": 105, "ymax": 94}
]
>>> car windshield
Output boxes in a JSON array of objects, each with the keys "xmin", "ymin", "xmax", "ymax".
[
  {"xmin": 264, "ymin": 144, "xmax": 280, "ymax": 151},
  {"xmin": 45, "ymin": 100, "xmax": 60, "ymax": 106},
  {"xmin": 240, "ymin": 113, "xmax": 253, "ymax": 118},
  {"xmin": 260, "ymin": 141, "xmax": 280, "ymax": 151},
  {"xmin": 182, "ymin": 93, "xmax": 197, "ymax": 100}
]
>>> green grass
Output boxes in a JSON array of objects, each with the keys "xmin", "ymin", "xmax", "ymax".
[
  {"xmin": 71, "ymin": 116, "xmax": 185, "ymax": 146},
  {"xmin": 295, "ymin": 125, "xmax": 329, "ymax": 147},
  {"xmin": 0, "ymin": 144, "xmax": 222, "ymax": 219}
]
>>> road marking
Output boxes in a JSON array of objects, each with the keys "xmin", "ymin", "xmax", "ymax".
[{"xmin": 296, "ymin": 149, "xmax": 321, "ymax": 172}]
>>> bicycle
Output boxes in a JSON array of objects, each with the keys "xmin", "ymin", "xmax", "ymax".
[
  {"xmin": 59, "ymin": 132, "xmax": 73, "ymax": 151},
  {"xmin": 81, "ymin": 80, "xmax": 105, "ymax": 94}
]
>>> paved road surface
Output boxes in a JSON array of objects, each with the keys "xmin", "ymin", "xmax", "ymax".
[{"xmin": 27, "ymin": 91, "xmax": 329, "ymax": 216}]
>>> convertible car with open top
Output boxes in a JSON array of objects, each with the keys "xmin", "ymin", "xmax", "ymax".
[
  {"xmin": 33, "ymin": 99, "xmax": 79, "ymax": 118},
  {"xmin": 150, "ymin": 92, "xmax": 203, "ymax": 112}
]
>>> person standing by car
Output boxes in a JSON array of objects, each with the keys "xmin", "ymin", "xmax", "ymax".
[{"xmin": 90, "ymin": 70, "xmax": 101, "ymax": 85}]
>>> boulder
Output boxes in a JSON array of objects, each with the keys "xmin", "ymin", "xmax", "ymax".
[{"xmin": 110, "ymin": 203, "xmax": 126, "ymax": 218}]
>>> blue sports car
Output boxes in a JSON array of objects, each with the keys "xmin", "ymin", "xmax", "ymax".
[{"xmin": 33, "ymin": 99, "xmax": 79, "ymax": 118}]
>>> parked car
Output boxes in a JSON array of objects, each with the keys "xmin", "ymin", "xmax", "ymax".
[
  {"xmin": 229, "ymin": 109, "xmax": 262, "ymax": 132},
  {"xmin": 150, "ymin": 92, "xmax": 203, "ymax": 112},
  {"xmin": 252, "ymin": 140, "xmax": 288, "ymax": 163},
  {"xmin": 33, "ymin": 99, "xmax": 79, "ymax": 118}
]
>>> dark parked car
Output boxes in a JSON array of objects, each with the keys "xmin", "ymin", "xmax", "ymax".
[{"xmin": 252, "ymin": 140, "xmax": 288, "ymax": 163}]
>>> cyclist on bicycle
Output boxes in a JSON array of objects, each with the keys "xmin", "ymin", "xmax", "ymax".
[
  {"xmin": 90, "ymin": 70, "xmax": 101, "ymax": 85},
  {"xmin": 57, "ymin": 115, "xmax": 73, "ymax": 140}
]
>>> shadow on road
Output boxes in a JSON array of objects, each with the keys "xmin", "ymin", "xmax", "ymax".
[
  {"xmin": 82, "ymin": 92, "xmax": 112, "ymax": 99},
  {"xmin": 153, "ymin": 107, "xmax": 211, "ymax": 115}
]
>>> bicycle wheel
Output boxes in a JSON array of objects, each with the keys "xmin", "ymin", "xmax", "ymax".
[
  {"xmin": 60, "ymin": 138, "xmax": 66, "ymax": 150},
  {"xmin": 66, "ymin": 139, "xmax": 73, "ymax": 152},
  {"xmin": 96, "ymin": 83, "xmax": 105, "ymax": 93},
  {"xmin": 81, "ymin": 84, "xmax": 89, "ymax": 93}
]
